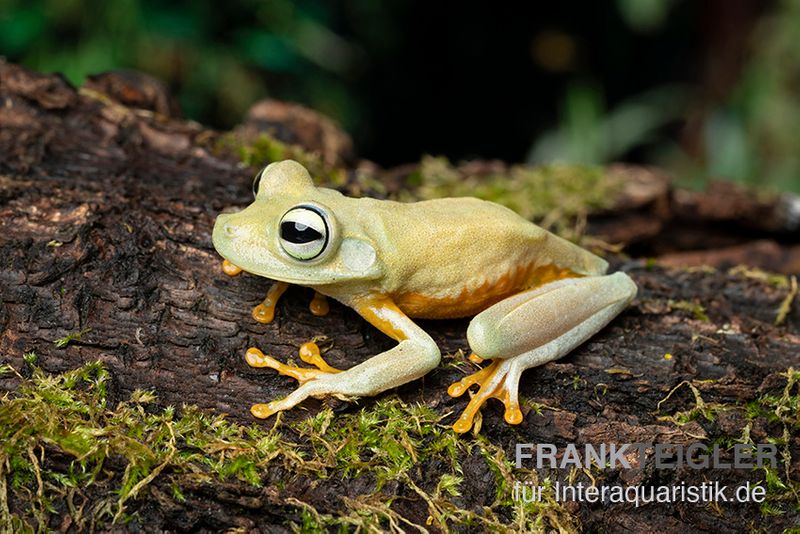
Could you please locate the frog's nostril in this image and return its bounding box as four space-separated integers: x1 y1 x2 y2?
224 224 237 237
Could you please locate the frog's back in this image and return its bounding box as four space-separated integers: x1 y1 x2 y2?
343 195 608 319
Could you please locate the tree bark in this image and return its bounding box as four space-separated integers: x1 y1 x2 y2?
1 61 798 532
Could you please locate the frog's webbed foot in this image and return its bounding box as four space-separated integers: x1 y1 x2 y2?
220 259 288 324
220 259 328 324
448 358 523 433
251 284 329 324
246 342 342 419
245 295 442 421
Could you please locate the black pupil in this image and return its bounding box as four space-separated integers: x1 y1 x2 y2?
281 221 322 244
252 173 262 198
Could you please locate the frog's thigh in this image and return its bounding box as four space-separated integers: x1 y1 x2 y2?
467 272 637 364
450 272 636 432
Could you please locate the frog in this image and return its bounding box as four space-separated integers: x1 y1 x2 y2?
212 160 637 433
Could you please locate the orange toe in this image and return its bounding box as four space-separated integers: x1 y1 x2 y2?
448 360 523 433
298 342 340 373
309 292 329 316
222 259 243 276
251 282 290 324
245 347 324 384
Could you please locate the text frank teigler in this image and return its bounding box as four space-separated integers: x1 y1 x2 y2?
511 442 776 507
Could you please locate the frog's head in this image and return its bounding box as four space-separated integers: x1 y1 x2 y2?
212 160 381 286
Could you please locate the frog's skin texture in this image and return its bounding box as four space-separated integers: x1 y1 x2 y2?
212 160 637 433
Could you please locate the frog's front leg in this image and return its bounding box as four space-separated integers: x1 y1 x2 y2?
448 272 637 433
251 281 290 323
222 260 329 323
251 284 329 323
248 294 441 419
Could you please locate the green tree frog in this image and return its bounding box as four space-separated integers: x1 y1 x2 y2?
212 160 637 433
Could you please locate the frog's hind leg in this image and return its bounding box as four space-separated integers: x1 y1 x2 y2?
448 272 637 433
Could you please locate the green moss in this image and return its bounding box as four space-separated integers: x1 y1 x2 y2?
0 360 584 531
473 436 579 532
658 369 800 518
728 266 791 288
668 299 710 322
775 276 798 327
14 355 786 531
293 399 456 488
0 360 299 530
657 379 729 424
215 132 348 188
214 131 399 200
754 369 800 515
728 267 797 328
53 328 92 348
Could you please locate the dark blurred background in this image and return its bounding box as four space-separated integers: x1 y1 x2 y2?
1 0 798 191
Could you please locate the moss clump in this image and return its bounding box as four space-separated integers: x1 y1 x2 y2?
1 360 580 532
0 360 298 531
290 398 577 532
746 368 800 514
658 369 800 518
667 299 710 322
215 132 348 188
404 155 622 239
214 132 396 198
294 400 458 485
728 266 791 289
657 379 730 424
53 328 92 348
726 267 797 325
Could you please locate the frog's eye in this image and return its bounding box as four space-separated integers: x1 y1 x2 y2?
252 169 264 198
279 206 329 260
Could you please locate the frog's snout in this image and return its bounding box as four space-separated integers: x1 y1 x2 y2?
213 213 236 237
212 214 239 253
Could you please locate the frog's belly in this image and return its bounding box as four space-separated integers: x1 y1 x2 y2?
390 262 581 319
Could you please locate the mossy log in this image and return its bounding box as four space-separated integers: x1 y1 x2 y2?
1 61 798 532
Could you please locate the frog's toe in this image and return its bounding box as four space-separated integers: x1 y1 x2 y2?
309 292 330 316
251 402 280 419
298 341 340 373
251 281 290 324
468 353 485 364
448 359 523 433
245 347 329 385
222 259 243 276
249 390 310 419
251 303 276 324
250 376 335 419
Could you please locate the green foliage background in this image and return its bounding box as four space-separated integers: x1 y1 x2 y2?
1 0 799 192
0 0 364 130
